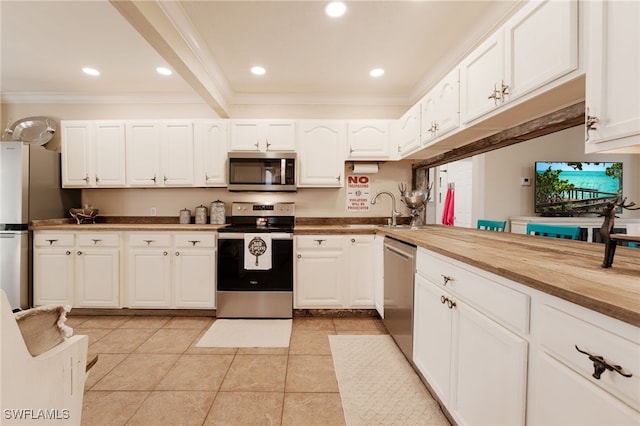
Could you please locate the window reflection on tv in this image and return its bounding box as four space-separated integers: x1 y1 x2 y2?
534 162 623 216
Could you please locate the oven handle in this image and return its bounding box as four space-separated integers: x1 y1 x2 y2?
218 232 293 240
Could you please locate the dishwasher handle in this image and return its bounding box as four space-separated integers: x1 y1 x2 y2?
384 243 415 261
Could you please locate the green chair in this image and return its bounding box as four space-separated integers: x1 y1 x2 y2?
477 219 507 232
526 223 581 240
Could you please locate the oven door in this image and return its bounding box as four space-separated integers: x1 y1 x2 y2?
217 233 293 291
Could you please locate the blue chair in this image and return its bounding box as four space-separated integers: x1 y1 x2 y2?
526 223 581 240
477 219 507 232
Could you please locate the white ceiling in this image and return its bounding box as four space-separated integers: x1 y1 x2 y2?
1 1 522 117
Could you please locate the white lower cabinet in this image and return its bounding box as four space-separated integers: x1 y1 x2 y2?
126 232 216 308
34 231 121 307
74 233 120 308
295 234 374 309
413 248 528 426
33 233 76 306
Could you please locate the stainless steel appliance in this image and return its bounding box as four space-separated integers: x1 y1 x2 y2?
228 152 296 192
216 202 295 318
383 236 417 361
0 142 80 309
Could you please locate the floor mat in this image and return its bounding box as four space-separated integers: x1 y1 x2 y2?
329 335 450 426
196 319 292 348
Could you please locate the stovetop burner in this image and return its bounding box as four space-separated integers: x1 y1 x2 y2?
218 202 295 234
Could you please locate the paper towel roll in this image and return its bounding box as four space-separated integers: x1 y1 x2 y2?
352 163 379 173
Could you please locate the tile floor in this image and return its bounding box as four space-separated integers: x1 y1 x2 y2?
71 315 397 425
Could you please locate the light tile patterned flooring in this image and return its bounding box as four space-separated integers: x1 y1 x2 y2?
71 315 397 425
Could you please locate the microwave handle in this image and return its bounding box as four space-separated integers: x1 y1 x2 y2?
281 159 286 184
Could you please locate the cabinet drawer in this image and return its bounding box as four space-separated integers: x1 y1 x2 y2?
539 303 640 411
34 233 74 247
296 235 344 249
417 248 530 334
76 233 120 247
128 233 171 247
174 233 216 248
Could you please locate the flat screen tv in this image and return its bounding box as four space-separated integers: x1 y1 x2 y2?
534 161 623 216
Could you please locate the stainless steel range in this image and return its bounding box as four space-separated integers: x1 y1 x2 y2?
216 202 294 318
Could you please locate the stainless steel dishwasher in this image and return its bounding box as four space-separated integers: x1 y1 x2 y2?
383 236 417 362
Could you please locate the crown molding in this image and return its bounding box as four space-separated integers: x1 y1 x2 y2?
0 92 205 104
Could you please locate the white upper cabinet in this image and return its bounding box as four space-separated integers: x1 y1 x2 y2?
125 121 161 187
347 120 391 159
421 67 460 147
160 121 194 186
297 120 346 187
460 31 505 124
230 120 296 152
394 103 422 158
460 0 578 125
61 120 125 188
195 120 228 186
584 0 640 153
504 0 578 101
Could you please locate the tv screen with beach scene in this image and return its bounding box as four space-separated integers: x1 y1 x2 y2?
534 161 623 216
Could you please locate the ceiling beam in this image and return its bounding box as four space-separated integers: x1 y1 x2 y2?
110 0 231 117
412 101 586 171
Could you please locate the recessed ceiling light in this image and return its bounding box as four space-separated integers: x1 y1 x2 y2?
370 68 385 77
325 2 346 18
251 66 266 76
82 67 100 76
156 67 172 76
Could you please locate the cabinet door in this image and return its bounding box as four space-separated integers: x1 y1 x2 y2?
263 121 296 151
127 249 171 307
75 248 119 307
33 249 74 305
528 352 640 425
173 248 215 308
421 68 460 147
230 121 261 151
346 235 375 307
297 121 345 187
161 121 194 186
295 237 345 308
395 104 421 157
585 0 640 152
459 31 504 124
413 275 453 404
94 121 126 187
198 120 228 186
347 121 391 159
373 234 384 318
61 121 93 187
452 300 528 426
125 121 161 186
504 0 578 101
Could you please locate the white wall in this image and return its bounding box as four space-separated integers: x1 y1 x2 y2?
480 125 640 222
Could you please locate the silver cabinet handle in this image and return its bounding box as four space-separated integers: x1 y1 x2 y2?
46 239 58 245
92 239 101 245
500 80 510 98
144 240 154 246
314 239 326 245
586 107 599 142
83 174 90 182
188 240 200 246
151 175 157 183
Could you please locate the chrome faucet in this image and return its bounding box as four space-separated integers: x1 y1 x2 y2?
371 191 401 226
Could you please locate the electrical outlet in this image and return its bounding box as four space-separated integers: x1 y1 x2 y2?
150 207 157 216
520 177 531 186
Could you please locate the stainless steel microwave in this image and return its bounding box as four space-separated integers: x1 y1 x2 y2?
228 152 296 192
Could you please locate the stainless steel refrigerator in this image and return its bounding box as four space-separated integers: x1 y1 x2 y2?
0 142 80 309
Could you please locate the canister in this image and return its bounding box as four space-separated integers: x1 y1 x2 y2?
179 208 191 224
210 200 226 224
195 204 208 224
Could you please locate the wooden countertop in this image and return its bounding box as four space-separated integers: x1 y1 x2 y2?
31 221 639 326
376 226 640 328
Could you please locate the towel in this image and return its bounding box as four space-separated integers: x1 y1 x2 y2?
244 233 272 270
442 187 455 226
